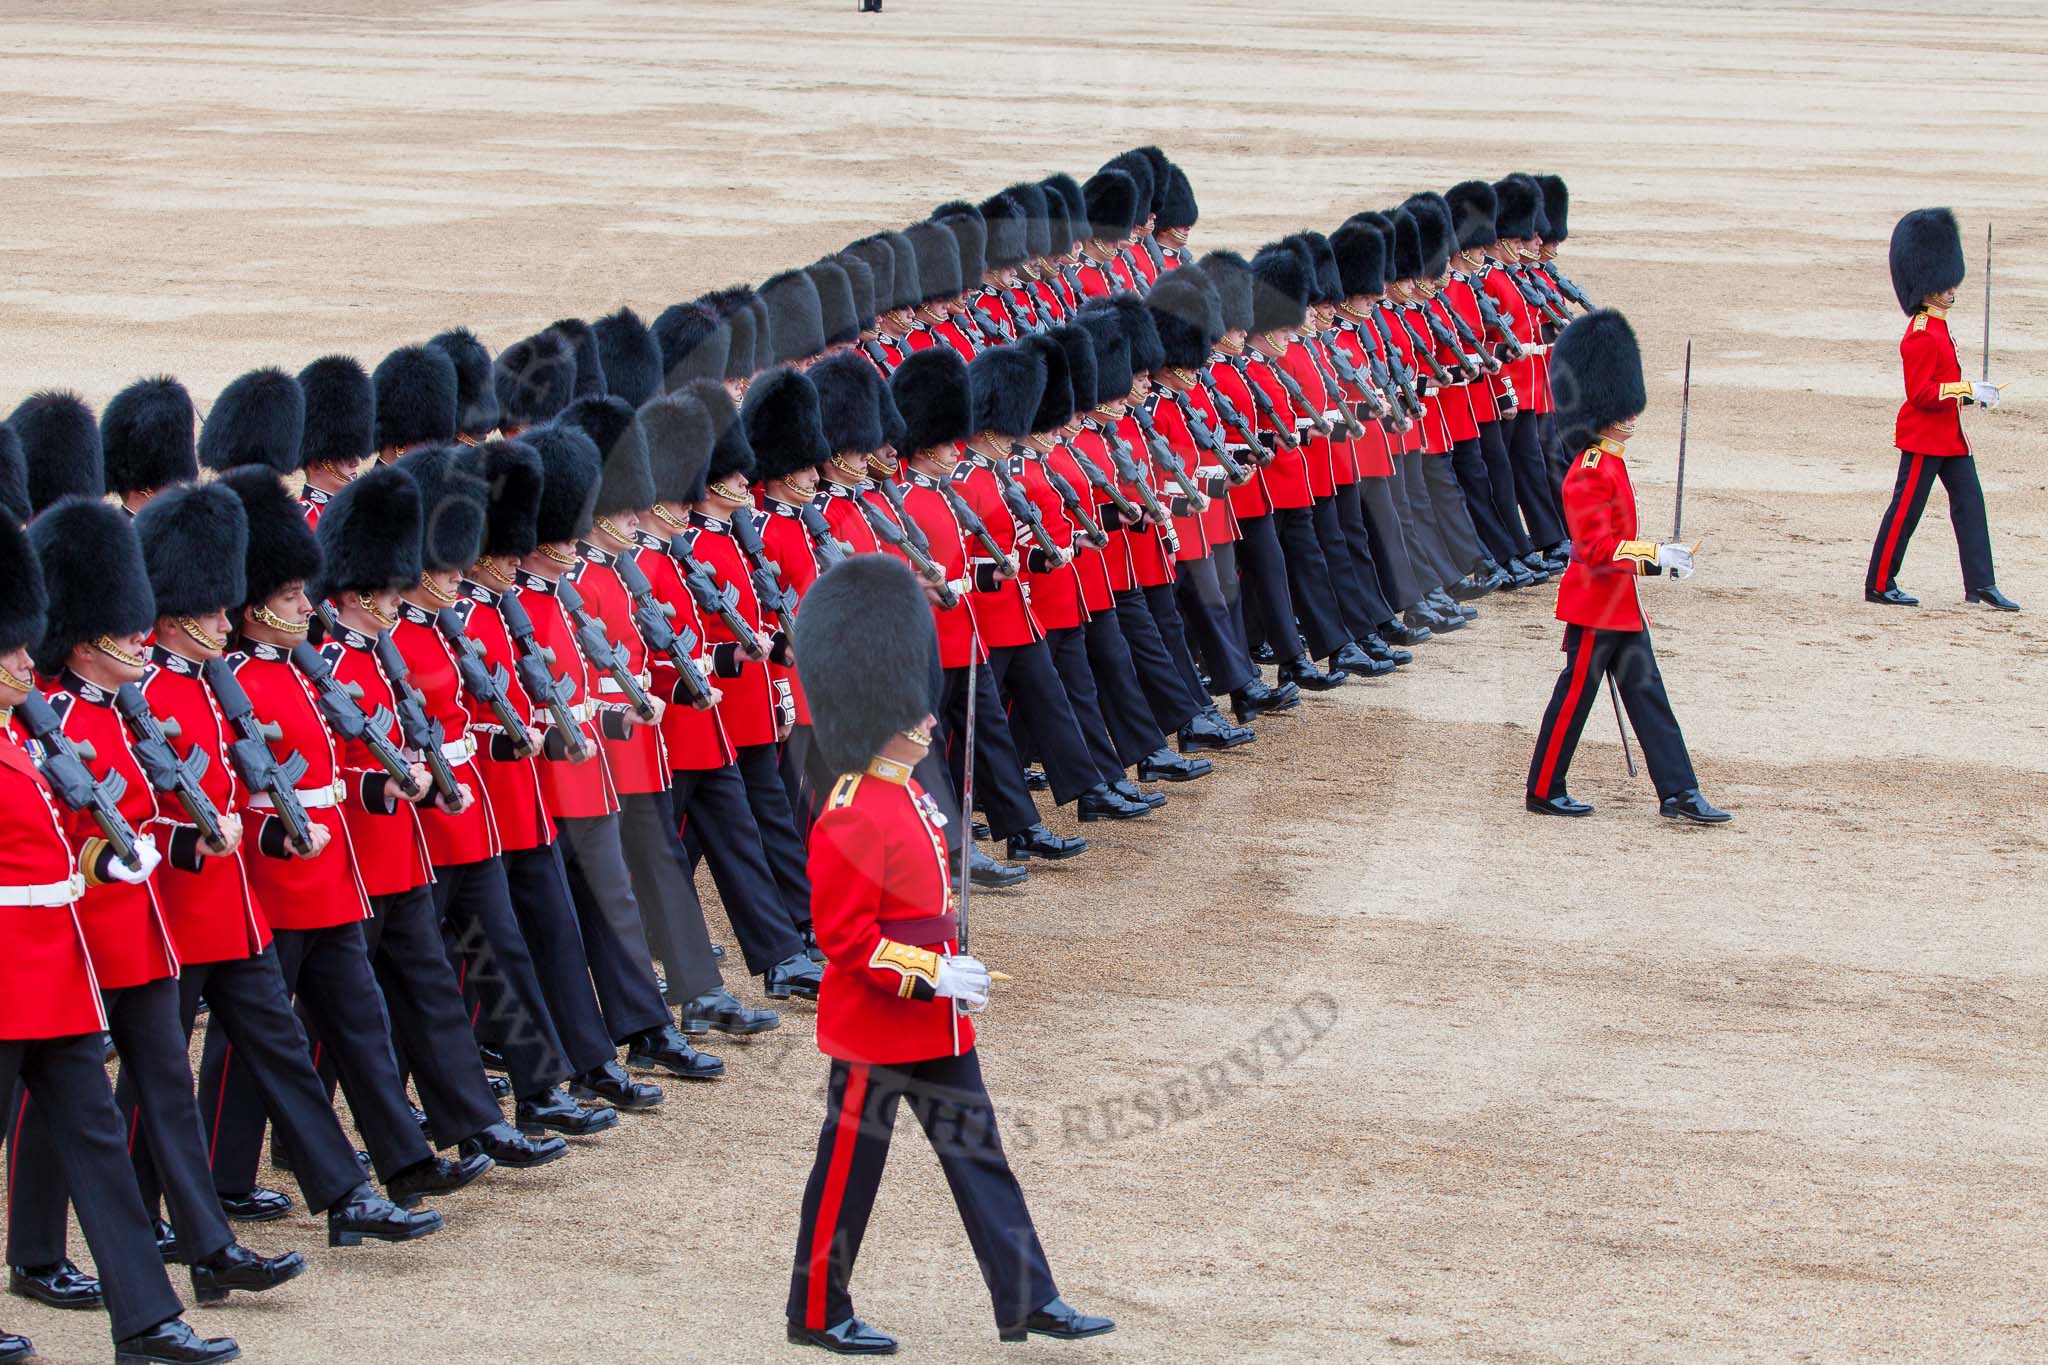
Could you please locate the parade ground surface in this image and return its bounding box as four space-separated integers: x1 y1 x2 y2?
3 1 2044 1360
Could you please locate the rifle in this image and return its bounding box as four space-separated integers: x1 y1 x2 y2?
1417 304 1479 385
1316 332 1392 424
1127 404 1211 509
1547 264 1593 311
863 483 961 609
202 657 315 855
1526 267 1573 321
291 635 425 800
936 477 1014 567
1365 313 1428 421
1093 419 1178 547
114 683 225 850
985 455 1068 567
1165 389 1251 486
1195 372 1277 465
1440 299 1498 376
18 689 139 866
668 535 769 660
1471 274 1529 363
1225 356 1304 448
1063 437 1146 525
370 632 463 807
1344 318 1411 429
433 608 535 755
1398 306 1457 388
725 513 800 643
970 292 1016 343
796 503 854 571
1058 263 1087 305
1302 342 1370 438
1040 463 1112 548
858 337 894 371
611 552 715 709
495 590 591 763
555 578 657 723
1508 265 1569 326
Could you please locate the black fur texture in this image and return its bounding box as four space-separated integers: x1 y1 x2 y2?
936 206 987 287
0 517 46 654
393 442 487 572
200 368 305 475
217 464 321 608
1551 308 1647 447
313 463 422 599
652 302 730 392
492 331 578 430
836 252 876 333
372 345 459 452
1248 245 1310 333
560 396 654 518
1157 165 1198 232
792 554 937 775
296 355 376 469
1082 168 1139 242
427 327 500 438
979 191 1028 271
906 220 961 305
29 497 154 677
1535 174 1569 243
809 351 886 455
1109 292 1166 373
9 391 104 515
689 377 755 491
638 391 713 507
889 347 972 454
1049 324 1099 411
0 426 27 525
548 319 607 401
808 260 859 349
470 438 544 559
1889 208 1965 315
968 344 1045 440
1075 306 1133 402
1492 174 1541 240
133 481 247 620
1330 223 1386 299
1196 250 1255 333
1444 180 1499 253
743 367 830 483
1022 332 1073 433
1401 195 1453 279
1147 269 1223 369
699 286 761 381
594 306 666 407
525 423 603 545
761 269 825 365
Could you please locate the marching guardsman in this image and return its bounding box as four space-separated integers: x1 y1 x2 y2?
100 376 200 519
197 365 307 509
427 326 501 446
1864 207 2017 611
451 438 667 1114
782 555 1113 1355
1075 170 1141 299
372 341 461 463
194 464 467 1226
6 497 305 1316
1484 176 1570 563
1524 311 1728 824
0 514 240 1365
295 355 375 514
7 391 104 522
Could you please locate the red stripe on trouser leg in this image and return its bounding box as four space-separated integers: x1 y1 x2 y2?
1534 630 1598 797
806 1064 871 1330
208 1043 233 1167
1875 454 1926 589
8 1091 27 1197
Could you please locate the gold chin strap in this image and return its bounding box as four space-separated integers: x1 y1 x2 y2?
176 617 227 653
354 593 397 628
92 635 149 668
592 515 629 545
538 545 578 568
477 559 518 588
0 665 31 698
708 478 751 504
649 504 687 533
898 726 932 749
249 604 309 636
828 451 868 479
421 576 459 606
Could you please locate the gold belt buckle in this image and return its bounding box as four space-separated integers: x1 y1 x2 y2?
329 779 346 802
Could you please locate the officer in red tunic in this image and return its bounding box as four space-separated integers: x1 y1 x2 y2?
0 516 240 1365
783 555 1113 1355
1864 207 2016 611
1524 311 1728 824
295 355 375 517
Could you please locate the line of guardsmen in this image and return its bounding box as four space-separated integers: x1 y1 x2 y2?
0 146 1598 1363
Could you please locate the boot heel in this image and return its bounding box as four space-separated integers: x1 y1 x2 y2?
328 1227 362 1248
193 1279 228 1306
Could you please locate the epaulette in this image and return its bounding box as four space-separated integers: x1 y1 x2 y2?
318 641 346 666
948 464 974 485
828 772 862 809
224 650 252 674
45 691 75 722
1004 455 1026 477
1913 313 1929 333
1582 447 1604 470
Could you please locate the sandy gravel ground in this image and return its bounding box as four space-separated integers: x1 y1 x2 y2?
3 1 2045 1360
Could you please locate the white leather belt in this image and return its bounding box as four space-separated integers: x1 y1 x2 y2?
440 736 478 765
593 672 652 698
571 700 596 724
249 779 345 811
0 875 85 907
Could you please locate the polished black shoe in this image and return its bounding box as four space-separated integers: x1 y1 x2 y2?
626 1025 725 1080
485 1073 512 1100
1409 605 1464 634
460 1121 567 1170
801 925 827 964
1006 824 1086 861
765 953 823 1002
681 987 783 1034
1362 634 1412 667
386 1151 493 1209
1135 748 1211 783
526 1082 630 1132
189 1243 305 1305
998 1296 1116 1343
218 1186 291 1223
112 1318 240 1364
326 1183 442 1247
153 1219 178 1263
1508 555 1547 586
10 1259 101 1310
1236 676 1300 716
1278 654 1347 691
786 1316 898 1355
0 1330 28 1364
1022 765 1049 791
477 1042 507 1071
1179 712 1254 751
1659 788 1732 824
1446 571 1498 602
1111 778 1167 809
1250 640 1277 664
1967 585 2020 611
1331 642 1395 677
971 819 992 841
1381 617 1431 646
1864 584 1918 606
563 1062 661 1113
1525 791 1594 817
1429 588 1479 621
965 844 1029 888
1078 783 1150 821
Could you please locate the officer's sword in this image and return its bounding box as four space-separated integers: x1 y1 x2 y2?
958 636 976 956
1673 339 1692 541
1982 222 1992 383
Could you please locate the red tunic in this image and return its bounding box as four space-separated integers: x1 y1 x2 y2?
809 760 972 1066
1326 322 1397 478
1010 450 1087 630
1481 264 1540 416
816 485 884 557
1894 309 1971 456
390 605 500 867
448 584 555 852
1236 357 1313 510
629 532 734 774
322 631 434 898
949 459 1043 646
1424 298 1481 442
299 485 331 530
1045 440 1117 614
1205 360 1277 519
570 545 670 794
1111 413 1179 586
1393 306 1454 453
1172 384 1246 545
1441 277 1500 424
759 501 823 727
0 726 109 1038
1555 440 1655 633
1140 396 1213 564
508 571 620 819
896 472 985 670
677 515 781 749
1277 343 1340 498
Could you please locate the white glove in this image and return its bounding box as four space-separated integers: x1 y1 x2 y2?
934 954 991 1012
106 834 161 885
1655 543 1695 580
1971 382 2001 409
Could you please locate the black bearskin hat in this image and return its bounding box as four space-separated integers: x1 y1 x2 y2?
1248 245 1310 333
548 319 607 401
394 443 487 573
493 331 578 430
1082 168 1140 242
1041 173 1086 233
29 498 154 677
890 347 972 455
217 464 320 608
1049 324 1099 412
0 426 27 526
372 345 458 453
809 351 887 455
761 269 825 365
846 235 901 315
1108 292 1166 373
883 232 921 309
906 220 961 306
313 463 422 599
968 345 1045 440
934 201 987 285
9 392 104 515
1147 269 1223 369
134 481 247 621
427 327 500 438
526 422 602 544
1551 309 1647 447
1102 152 1156 223
1196 250 1256 333
652 302 729 392
638 391 713 507
1492 173 1541 240
700 286 761 382
1075 305 1134 401
559 396 654 519
1889 208 1966 315
200 368 305 475
793 555 936 776
100 377 197 497
594 306 665 407
743 367 830 483
979 191 1028 271
1401 195 1453 279
1535 174 1569 244
1130 146 1173 215
1042 185 1076 257
836 252 876 334
1021 332 1073 433
1444 180 1499 253
1385 209 1423 282
877 379 907 453
1004 183 1052 259
297 355 376 469
471 438 544 559
0 518 45 655
807 260 859 349
1330 222 1386 299
1158 165 1199 232
689 378 755 490
1299 231 1345 303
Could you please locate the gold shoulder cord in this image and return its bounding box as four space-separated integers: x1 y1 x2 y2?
828 773 862 809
